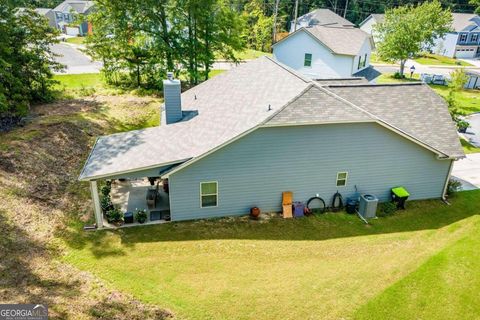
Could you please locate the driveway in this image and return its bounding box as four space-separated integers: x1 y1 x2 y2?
51 43 102 74
452 153 480 190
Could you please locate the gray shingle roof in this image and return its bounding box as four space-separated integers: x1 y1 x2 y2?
304 25 372 56
267 85 372 125
315 78 369 85
79 58 464 180
451 13 479 32
79 57 310 180
297 9 354 27
53 1 94 14
327 83 463 159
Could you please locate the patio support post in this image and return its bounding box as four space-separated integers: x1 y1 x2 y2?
90 180 103 228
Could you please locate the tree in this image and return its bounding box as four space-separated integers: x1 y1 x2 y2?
0 4 61 122
375 1 452 76
241 0 273 52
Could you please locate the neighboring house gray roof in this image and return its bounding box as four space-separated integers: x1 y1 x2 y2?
328 84 463 159
451 13 479 32
53 1 94 14
352 66 381 82
296 8 355 27
359 14 384 26
304 25 373 56
79 57 463 181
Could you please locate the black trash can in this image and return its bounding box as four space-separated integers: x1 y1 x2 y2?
391 187 410 209
346 198 357 214
124 211 134 224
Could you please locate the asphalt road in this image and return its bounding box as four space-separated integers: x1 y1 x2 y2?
51 43 102 74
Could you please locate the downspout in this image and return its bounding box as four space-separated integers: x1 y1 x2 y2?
441 159 455 203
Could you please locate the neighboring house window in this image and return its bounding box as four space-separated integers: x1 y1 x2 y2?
200 181 218 208
362 53 367 68
460 34 467 42
357 55 362 69
472 34 478 43
336 172 348 187
304 53 312 67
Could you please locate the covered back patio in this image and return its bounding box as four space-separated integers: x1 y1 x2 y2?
89 176 172 229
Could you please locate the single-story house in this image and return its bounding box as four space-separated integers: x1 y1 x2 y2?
289 8 354 33
273 25 374 79
79 57 463 228
53 0 95 36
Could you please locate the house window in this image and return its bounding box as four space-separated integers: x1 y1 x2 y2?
336 172 348 187
304 53 312 67
362 53 367 68
357 55 362 69
200 181 218 208
472 34 478 42
460 34 467 42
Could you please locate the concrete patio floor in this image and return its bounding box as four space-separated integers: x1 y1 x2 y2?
452 153 480 191
106 179 170 228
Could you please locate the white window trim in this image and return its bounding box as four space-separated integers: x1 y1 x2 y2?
336 172 348 187
200 181 218 208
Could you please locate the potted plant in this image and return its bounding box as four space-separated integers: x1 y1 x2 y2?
106 208 124 226
457 119 469 133
135 209 148 224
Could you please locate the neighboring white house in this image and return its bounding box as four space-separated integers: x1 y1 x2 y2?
359 14 384 42
273 25 374 79
290 8 354 32
432 13 480 58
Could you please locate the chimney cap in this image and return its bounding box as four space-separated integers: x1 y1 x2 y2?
167 71 174 80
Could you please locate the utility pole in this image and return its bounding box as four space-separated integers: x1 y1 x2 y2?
343 0 349 18
293 0 299 32
272 0 280 44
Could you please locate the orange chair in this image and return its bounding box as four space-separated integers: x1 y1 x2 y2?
282 191 293 218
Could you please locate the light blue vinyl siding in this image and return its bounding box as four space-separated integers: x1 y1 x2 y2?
168 123 451 221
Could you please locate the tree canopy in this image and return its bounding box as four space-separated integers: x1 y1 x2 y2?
375 0 452 75
0 3 61 123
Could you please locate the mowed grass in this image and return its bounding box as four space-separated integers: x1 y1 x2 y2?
414 53 472 66
430 84 480 115
461 138 480 154
63 190 480 319
66 36 86 45
376 74 480 115
53 73 103 90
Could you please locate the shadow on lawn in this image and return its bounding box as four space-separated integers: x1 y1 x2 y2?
66 190 480 257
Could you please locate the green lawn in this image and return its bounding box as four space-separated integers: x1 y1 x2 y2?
376 73 480 115
62 190 480 319
461 138 480 154
429 84 480 115
66 36 86 45
54 73 103 90
216 49 271 61
414 53 472 66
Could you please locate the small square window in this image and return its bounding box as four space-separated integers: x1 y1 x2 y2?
336 172 348 187
304 53 312 67
460 34 467 42
200 181 218 208
472 34 478 42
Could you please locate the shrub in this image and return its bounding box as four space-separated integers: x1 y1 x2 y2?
106 207 123 224
378 202 397 217
134 209 148 224
100 195 113 213
447 179 462 195
393 72 405 79
100 184 111 197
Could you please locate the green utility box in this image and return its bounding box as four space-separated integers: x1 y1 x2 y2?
391 187 410 209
